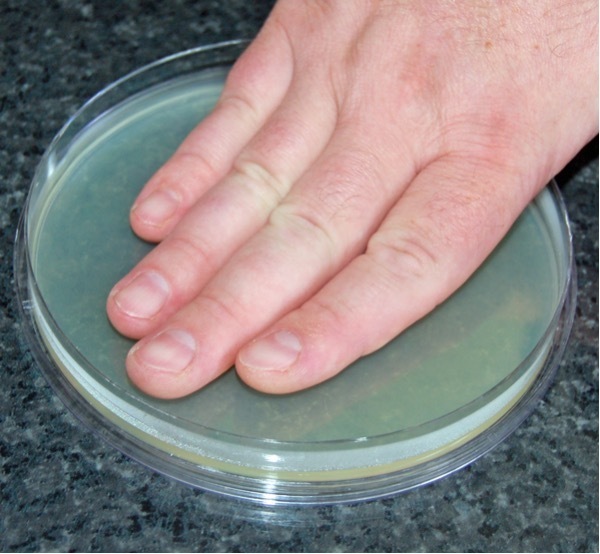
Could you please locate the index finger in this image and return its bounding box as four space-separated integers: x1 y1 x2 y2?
236 154 540 393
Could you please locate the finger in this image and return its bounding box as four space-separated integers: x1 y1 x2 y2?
107 76 338 339
130 28 294 242
235 156 537 394
123 126 418 398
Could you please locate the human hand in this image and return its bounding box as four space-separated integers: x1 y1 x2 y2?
107 0 598 398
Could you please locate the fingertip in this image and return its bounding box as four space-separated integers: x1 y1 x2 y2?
235 330 321 395
129 187 182 242
125 329 204 399
106 289 147 341
106 269 173 339
235 364 305 395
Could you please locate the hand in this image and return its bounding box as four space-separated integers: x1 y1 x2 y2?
107 0 598 398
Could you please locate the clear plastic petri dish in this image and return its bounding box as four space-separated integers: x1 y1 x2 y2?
14 41 576 505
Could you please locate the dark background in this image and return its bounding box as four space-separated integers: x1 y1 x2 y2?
1 1 597 551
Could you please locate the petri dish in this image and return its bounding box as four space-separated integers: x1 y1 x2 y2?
14 41 576 505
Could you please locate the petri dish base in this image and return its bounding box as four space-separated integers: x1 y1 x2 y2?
14 41 576 505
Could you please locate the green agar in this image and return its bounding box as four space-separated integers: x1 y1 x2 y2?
31 67 561 445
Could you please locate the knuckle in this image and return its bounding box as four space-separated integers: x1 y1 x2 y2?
217 92 260 127
367 226 439 284
232 156 288 208
195 289 248 330
266 149 386 259
306 294 349 337
367 180 502 287
270 202 337 257
166 234 217 276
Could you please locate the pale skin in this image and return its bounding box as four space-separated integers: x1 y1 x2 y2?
106 0 598 399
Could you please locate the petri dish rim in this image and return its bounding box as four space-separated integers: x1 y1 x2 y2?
14 41 577 505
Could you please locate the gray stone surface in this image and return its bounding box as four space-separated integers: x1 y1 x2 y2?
1 1 597 551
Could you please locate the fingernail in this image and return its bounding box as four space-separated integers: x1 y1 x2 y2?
113 270 170 320
132 189 180 226
239 331 302 371
131 329 196 374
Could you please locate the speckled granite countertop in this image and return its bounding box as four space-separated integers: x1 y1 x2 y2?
1 1 598 552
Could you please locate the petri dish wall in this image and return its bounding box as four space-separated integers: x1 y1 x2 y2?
14 41 576 505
